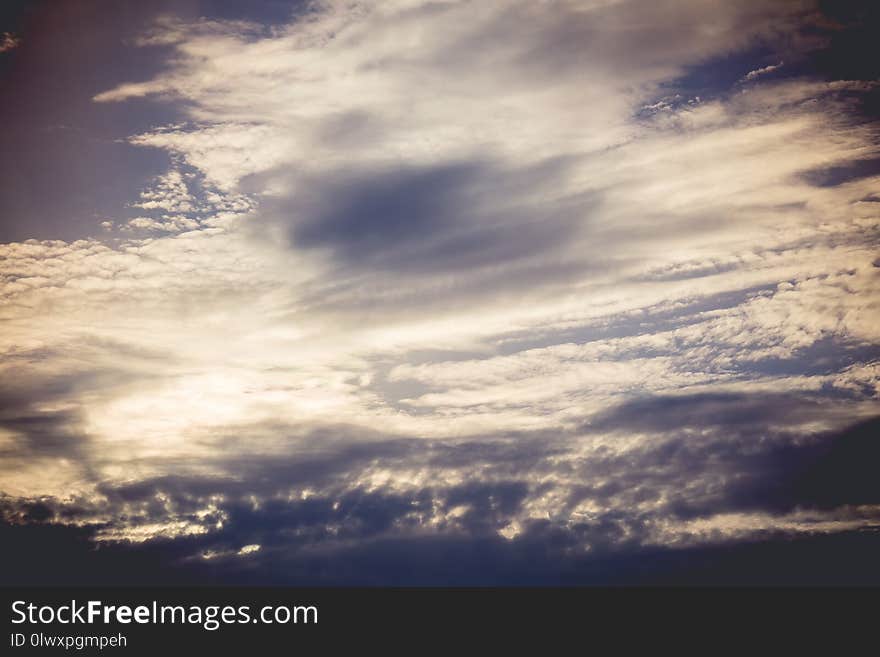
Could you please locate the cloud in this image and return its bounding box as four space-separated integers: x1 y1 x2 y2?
4 411 880 584
1 0 879 582
0 32 20 53
741 61 784 82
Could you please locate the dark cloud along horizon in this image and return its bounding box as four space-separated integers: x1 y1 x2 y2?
1 0 879 584
3 409 879 584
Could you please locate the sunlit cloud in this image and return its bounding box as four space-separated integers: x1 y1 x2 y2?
0 32 20 53
1 0 879 583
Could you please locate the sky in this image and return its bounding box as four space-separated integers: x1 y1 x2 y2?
1 0 879 585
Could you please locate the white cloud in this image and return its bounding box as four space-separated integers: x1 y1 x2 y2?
0 32 20 53
2 0 879 552
741 61 784 82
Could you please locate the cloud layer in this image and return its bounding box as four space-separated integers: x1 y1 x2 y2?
1 0 879 583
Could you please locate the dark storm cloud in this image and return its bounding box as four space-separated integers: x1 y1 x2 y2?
5 512 880 585
42 387 865 551
4 411 880 585
95 426 563 505
4 397 879 585
172 395 880 553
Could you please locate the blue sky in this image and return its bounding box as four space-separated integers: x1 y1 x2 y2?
1 0 879 584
